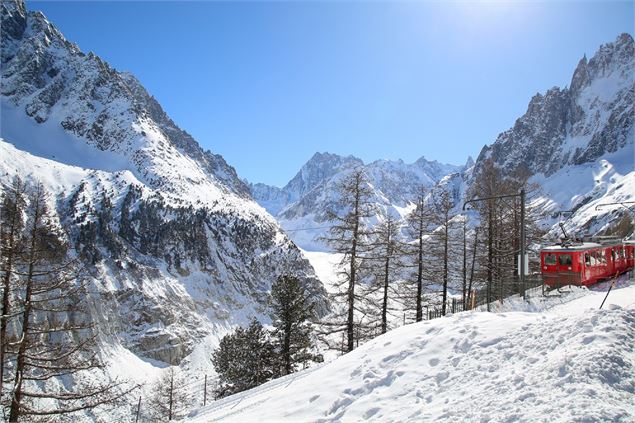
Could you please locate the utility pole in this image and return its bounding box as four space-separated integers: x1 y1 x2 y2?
462 218 467 308
463 189 529 309
520 189 526 299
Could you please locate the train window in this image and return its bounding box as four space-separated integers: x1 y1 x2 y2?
558 254 572 265
544 254 556 265
599 251 606 264
585 253 591 266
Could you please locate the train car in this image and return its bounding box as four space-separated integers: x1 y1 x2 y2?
541 240 634 288
625 241 635 270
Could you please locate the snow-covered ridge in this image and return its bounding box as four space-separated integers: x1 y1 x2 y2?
251 152 464 250
0 0 329 366
0 0 249 203
476 33 634 180
190 280 635 422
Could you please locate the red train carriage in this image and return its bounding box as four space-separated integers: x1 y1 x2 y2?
541 241 634 287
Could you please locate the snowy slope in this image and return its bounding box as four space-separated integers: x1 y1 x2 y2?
190 277 635 422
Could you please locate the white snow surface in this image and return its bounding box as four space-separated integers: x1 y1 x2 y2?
190 277 635 423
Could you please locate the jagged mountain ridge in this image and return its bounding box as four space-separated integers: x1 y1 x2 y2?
0 0 328 364
251 152 464 250
252 34 634 249
475 33 634 237
477 33 634 179
1 0 247 199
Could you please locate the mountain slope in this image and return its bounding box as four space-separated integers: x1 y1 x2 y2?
251 152 463 250
474 33 634 236
0 0 327 365
254 33 635 250
190 281 635 422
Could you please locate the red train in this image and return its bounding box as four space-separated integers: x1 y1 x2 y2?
541 240 634 287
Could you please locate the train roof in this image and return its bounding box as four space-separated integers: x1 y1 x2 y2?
542 242 602 251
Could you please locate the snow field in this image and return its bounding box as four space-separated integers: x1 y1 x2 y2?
189 279 635 423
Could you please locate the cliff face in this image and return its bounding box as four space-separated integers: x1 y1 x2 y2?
0 0 328 364
476 33 634 179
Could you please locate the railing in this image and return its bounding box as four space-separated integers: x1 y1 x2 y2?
425 275 547 321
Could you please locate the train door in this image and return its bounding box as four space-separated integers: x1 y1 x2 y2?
582 252 592 284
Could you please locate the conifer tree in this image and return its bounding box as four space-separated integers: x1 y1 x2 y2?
427 189 459 316
365 213 403 334
403 187 432 322
212 319 275 398
319 169 375 352
1 182 134 420
0 177 26 399
270 275 318 376
146 367 190 421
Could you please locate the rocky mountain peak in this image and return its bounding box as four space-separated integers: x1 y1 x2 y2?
474 33 634 180
282 152 364 198
570 55 590 95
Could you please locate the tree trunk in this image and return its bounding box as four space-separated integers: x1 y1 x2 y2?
9 192 41 422
381 256 389 334
1 184 23 399
442 214 449 316
415 223 424 322
347 191 360 352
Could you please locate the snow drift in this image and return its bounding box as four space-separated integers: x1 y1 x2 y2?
190 279 635 422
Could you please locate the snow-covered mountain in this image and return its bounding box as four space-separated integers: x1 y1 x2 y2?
251 152 464 250
474 33 634 237
0 0 328 367
253 33 634 251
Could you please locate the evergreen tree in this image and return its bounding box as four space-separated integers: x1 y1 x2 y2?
270 275 318 376
212 319 275 398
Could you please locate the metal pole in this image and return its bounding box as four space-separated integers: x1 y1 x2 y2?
599 277 617 309
203 374 208 406
520 189 526 299
135 396 141 423
462 218 467 308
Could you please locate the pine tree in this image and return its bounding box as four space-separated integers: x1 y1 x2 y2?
212 319 275 398
319 169 375 352
270 275 318 376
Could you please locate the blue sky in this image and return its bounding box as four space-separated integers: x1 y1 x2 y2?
31 1 634 187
